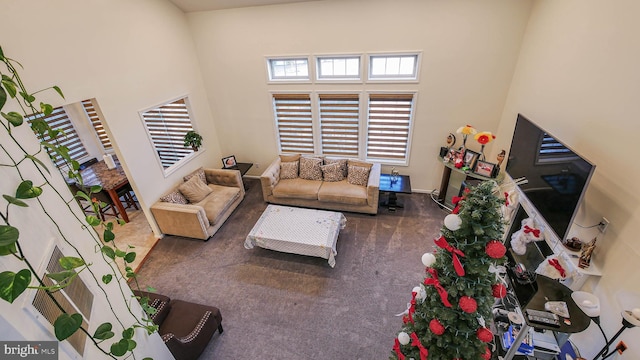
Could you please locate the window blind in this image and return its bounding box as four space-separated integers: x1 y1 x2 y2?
318 94 359 157
29 107 89 168
82 99 112 151
366 93 414 161
273 94 315 154
141 98 194 169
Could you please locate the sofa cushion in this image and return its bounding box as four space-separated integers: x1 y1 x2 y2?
324 158 347 178
179 176 213 203
299 157 323 181
280 161 299 179
347 165 371 186
183 167 207 184
348 159 373 169
321 162 345 182
272 178 322 200
279 153 301 162
318 180 368 205
199 184 241 225
160 190 188 205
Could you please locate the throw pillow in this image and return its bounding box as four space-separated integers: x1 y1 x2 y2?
324 158 348 178
159 190 188 205
183 167 207 184
178 175 213 203
321 162 345 182
348 159 373 169
299 157 323 181
347 164 371 186
280 161 299 179
279 153 301 162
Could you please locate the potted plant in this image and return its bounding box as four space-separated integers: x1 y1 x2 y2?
184 130 203 151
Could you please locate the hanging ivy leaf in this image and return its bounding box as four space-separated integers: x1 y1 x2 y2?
2 195 28 207
15 180 43 199
54 313 82 340
52 85 64 99
103 229 115 242
0 225 19 247
46 270 76 284
101 246 115 260
127 339 137 351
40 102 53 116
59 256 85 270
24 155 50 174
0 243 17 256
124 252 136 264
122 327 134 340
110 339 129 357
0 85 6 110
1 111 23 126
102 274 112 284
115 249 126 258
18 91 36 104
30 118 49 136
93 323 115 340
1 75 16 98
86 215 100 227
0 269 31 303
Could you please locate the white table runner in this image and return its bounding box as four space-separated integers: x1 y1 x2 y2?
244 205 346 267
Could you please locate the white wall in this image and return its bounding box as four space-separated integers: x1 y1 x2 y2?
0 0 223 237
494 0 640 358
187 0 533 191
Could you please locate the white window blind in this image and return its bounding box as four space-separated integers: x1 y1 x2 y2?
273 94 315 154
366 94 414 161
141 98 194 169
319 94 359 157
82 99 112 151
29 107 89 168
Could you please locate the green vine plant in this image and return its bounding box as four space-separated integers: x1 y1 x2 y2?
0 46 159 359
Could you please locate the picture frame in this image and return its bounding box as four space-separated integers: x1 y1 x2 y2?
222 155 237 168
473 160 496 178
463 149 481 169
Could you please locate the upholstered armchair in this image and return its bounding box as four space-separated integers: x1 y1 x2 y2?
133 290 223 360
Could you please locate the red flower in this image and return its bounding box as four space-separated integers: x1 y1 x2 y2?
474 131 496 145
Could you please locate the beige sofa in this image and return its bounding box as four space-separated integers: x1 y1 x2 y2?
151 168 245 240
260 155 381 215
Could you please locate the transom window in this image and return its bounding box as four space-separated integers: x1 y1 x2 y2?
369 54 419 80
140 97 198 172
268 58 309 81
316 56 360 80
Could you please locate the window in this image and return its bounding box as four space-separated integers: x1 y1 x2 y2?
140 97 196 170
366 93 414 161
267 58 309 81
369 54 419 80
82 99 112 151
29 106 89 169
318 94 359 157
316 56 360 80
31 246 93 356
272 94 314 154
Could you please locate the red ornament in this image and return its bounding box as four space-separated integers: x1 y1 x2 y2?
486 240 506 259
459 296 477 313
492 283 507 298
481 346 492 360
429 318 445 335
477 327 493 342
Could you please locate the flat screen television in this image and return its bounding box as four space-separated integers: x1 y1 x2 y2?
505 114 596 242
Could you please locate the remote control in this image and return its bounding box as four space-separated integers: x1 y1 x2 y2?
525 309 560 327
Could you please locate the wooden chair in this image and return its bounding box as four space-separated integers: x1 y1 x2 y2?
67 181 119 221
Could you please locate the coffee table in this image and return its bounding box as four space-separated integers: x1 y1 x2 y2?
244 205 346 267
379 173 412 211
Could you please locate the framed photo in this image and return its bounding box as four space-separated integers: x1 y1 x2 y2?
463 149 480 168
473 160 496 178
222 155 237 168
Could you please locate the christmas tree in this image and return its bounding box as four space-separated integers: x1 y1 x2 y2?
391 181 507 360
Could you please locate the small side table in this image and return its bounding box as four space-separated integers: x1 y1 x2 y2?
379 174 412 211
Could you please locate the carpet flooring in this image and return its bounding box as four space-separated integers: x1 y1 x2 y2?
134 178 448 359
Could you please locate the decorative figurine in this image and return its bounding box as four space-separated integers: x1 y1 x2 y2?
492 149 506 177
440 133 456 158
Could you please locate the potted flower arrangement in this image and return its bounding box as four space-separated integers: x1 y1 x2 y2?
184 130 203 151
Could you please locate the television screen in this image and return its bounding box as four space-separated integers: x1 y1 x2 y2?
505 114 596 242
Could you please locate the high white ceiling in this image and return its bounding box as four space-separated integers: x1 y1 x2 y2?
168 0 324 12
